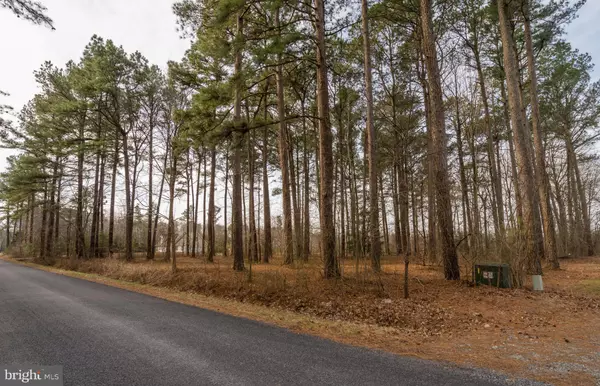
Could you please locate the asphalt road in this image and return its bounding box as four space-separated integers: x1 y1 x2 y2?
0 260 541 386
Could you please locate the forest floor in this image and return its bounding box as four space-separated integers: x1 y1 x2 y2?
3 253 600 385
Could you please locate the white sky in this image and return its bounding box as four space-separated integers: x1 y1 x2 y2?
0 0 290 225
0 0 189 171
565 1 600 64
0 0 599 175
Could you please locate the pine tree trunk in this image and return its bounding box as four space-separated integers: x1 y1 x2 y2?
108 128 118 256
498 0 544 276
523 2 559 268
5 207 9 251
131 151 139 255
473 43 503 238
420 0 459 279
168 161 177 271
262 125 272 263
202 151 207 256
242 167 248 260
380 175 390 256
361 148 367 257
420 179 427 262
399 148 410 257
314 0 338 278
186 151 191 256
192 150 201 257
455 85 472 246
500 80 523 226
40 184 47 261
338 143 346 260
90 129 101 259
24 199 30 247
553 184 569 255
315 119 322 219
55 162 63 250
275 10 294 265
348 125 360 261
360 0 381 271
333 151 339 258
152 147 168 260
45 158 59 261
224 150 229 257
232 11 245 272
411 172 419 257
122 131 133 261
18 204 22 256
28 193 34 246
468 122 480 243
167 152 177 264
248 134 258 263
289 139 302 261
67 210 72 261
566 137 593 256
207 147 217 262
550 161 569 254
146 116 154 259
257 172 262 263
97 151 106 256
76 116 87 260
392 163 402 254
302 111 310 260
418 60 437 263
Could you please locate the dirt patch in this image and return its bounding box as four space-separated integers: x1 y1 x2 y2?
4 254 600 385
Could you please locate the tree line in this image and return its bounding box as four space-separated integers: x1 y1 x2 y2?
1 0 599 285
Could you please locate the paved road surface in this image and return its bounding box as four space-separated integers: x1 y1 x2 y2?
0 260 540 385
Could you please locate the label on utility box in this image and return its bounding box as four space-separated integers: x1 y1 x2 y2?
474 263 512 288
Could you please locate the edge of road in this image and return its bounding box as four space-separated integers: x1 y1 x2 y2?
0 255 545 386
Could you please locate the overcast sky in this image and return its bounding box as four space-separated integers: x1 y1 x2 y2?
0 0 188 109
0 0 189 171
0 0 599 173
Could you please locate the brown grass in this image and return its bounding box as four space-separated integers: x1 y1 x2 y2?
4 253 600 385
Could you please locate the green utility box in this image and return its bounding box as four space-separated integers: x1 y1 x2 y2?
473 263 512 288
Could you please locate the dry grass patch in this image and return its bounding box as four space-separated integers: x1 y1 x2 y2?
579 279 600 295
